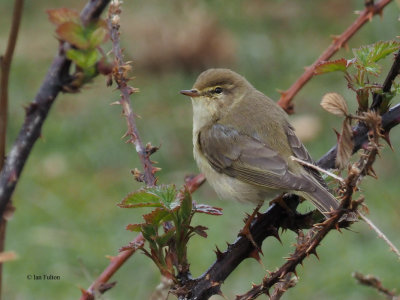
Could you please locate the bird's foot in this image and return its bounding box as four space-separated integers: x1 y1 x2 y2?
240 202 263 253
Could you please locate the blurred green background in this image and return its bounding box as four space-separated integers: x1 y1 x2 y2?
1 0 400 299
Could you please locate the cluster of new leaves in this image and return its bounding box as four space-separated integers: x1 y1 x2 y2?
118 184 222 280
47 8 112 90
316 40 400 169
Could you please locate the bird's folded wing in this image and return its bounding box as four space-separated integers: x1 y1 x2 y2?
285 125 329 189
198 124 315 192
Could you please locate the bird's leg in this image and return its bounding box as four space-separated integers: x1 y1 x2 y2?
240 201 263 252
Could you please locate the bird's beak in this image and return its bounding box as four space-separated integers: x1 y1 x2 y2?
180 89 199 98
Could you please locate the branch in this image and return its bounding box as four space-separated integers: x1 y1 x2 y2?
177 195 315 300
237 112 382 299
358 212 400 259
0 0 111 218
277 0 393 113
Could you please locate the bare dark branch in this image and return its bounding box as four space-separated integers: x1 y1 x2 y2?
0 0 111 221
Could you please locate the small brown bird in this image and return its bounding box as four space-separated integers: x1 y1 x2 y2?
180 68 340 219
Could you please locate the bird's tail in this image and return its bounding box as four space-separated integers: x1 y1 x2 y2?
298 184 357 221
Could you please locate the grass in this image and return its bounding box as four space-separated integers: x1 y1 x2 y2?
1 0 400 299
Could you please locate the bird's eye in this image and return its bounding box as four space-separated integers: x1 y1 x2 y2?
214 87 223 94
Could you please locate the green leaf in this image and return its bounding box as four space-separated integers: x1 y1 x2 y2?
126 223 143 232
66 49 86 68
368 40 400 63
66 49 98 69
353 41 400 75
314 58 352 75
86 49 99 67
148 185 178 211
89 24 109 48
365 62 381 76
56 22 89 49
47 8 79 25
117 189 162 208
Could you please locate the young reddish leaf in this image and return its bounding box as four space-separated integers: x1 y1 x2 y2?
336 118 354 170
47 8 79 25
194 204 223 215
314 58 352 75
320 93 349 117
117 189 161 208
126 223 143 232
96 58 114 75
56 22 89 49
89 25 109 48
192 225 208 238
143 208 171 225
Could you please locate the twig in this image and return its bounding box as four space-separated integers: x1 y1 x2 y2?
108 0 157 187
0 1 24 298
358 212 400 260
79 233 145 300
269 273 297 300
277 0 393 113
353 272 398 300
0 0 24 168
290 156 344 183
150 276 174 300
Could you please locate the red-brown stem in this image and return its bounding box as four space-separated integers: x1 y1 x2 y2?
0 0 24 171
108 5 157 187
277 0 393 113
79 234 145 300
0 1 24 299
